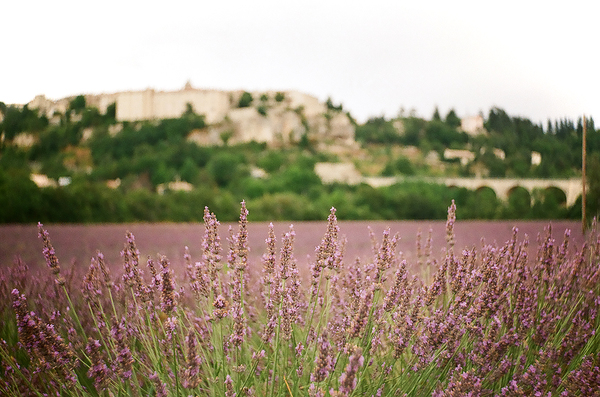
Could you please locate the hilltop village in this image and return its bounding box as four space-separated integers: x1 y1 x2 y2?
26 83 356 149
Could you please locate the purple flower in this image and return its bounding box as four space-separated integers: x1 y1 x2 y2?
86 338 111 390
311 331 335 383
159 256 177 314
121 231 144 296
150 372 168 397
225 374 236 397
183 331 202 388
338 346 364 396
38 223 65 285
111 319 133 380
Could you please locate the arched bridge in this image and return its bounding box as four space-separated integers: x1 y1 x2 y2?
362 176 583 207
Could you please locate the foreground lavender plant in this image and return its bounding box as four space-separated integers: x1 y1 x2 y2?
1 203 599 397
38 222 64 286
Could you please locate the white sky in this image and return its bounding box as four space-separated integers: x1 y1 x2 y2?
2 0 598 124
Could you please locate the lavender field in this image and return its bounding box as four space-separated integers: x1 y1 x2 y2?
1 202 599 396
0 218 585 274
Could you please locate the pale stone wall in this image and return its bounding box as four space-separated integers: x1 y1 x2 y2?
315 162 363 185
30 174 57 188
13 133 36 148
149 89 231 124
444 148 475 165
116 89 154 121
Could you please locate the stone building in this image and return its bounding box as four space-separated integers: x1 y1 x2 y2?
461 115 486 136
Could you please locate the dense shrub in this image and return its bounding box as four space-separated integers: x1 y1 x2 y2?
238 92 253 108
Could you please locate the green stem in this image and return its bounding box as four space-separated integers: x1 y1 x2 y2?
62 285 88 343
304 269 326 347
173 336 181 397
270 320 281 397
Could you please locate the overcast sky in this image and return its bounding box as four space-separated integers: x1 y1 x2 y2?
2 0 598 124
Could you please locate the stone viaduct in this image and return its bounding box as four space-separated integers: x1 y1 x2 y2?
362 176 583 206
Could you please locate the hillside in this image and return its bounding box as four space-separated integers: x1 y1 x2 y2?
0 91 599 223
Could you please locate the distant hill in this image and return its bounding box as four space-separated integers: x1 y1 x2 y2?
21 83 356 149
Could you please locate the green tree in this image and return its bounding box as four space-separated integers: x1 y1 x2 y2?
479 149 506 177
587 152 600 217
0 105 48 139
69 95 86 112
257 151 285 173
445 109 461 128
151 162 176 187
485 107 512 134
275 92 285 102
0 168 43 222
401 117 427 146
220 130 234 146
465 187 500 219
179 157 200 183
184 102 196 116
105 102 116 120
425 120 467 147
207 152 246 187
248 192 318 220
277 165 321 195
381 156 415 176
238 92 253 108
81 107 103 127
355 117 400 144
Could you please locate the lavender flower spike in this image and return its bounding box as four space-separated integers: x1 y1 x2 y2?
38 222 65 285
160 255 177 314
338 346 364 396
446 199 457 252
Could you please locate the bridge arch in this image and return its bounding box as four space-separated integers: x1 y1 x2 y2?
470 186 499 218
505 186 532 218
507 186 532 205
543 186 567 207
528 186 568 209
475 185 497 197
